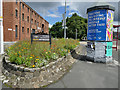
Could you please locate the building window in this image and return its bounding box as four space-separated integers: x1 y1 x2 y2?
42 24 44 33
22 13 24 21
28 8 29 12
16 0 18 4
15 10 18 18
27 16 29 22
27 28 29 33
22 4 24 9
31 19 33 23
22 27 24 32
15 25 18 38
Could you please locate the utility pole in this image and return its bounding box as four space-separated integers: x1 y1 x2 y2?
0 0 4 54
64 0 66 39
76 29 77 39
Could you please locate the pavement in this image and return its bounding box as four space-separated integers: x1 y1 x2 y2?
47 42 119 88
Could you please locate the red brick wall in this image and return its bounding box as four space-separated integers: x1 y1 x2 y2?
13 2 20 41
3 1 49 42
3 2 14 41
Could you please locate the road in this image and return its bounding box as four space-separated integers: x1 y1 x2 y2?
47 42 119 88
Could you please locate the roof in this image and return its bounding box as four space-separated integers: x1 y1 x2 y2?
21 1 49 24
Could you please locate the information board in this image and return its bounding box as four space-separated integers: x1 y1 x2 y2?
31 33 51 48
87 9 107 41
32 34 50 42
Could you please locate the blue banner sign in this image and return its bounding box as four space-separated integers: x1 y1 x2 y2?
87 9 107 41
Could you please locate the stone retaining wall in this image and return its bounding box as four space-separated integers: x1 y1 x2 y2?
2 45 81 88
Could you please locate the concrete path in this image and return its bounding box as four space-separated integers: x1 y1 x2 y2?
47 42 119 88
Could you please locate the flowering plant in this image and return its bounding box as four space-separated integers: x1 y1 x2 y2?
6 39 79 68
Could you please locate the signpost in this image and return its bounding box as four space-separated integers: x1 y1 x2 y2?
87 5 115 63
0 0 4 54
31 33 51 48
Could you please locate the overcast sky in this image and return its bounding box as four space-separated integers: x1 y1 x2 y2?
24 0 120 27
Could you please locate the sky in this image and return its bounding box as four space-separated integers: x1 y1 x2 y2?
23 0 120 28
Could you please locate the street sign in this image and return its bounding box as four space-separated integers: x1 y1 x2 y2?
31 33 51 48
87 9 107 41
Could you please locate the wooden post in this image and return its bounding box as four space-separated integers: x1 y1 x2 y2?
31 33 33 44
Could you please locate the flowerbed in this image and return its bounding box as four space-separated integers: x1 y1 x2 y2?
6 38 79 68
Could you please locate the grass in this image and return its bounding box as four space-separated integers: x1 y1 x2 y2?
6 38 80 68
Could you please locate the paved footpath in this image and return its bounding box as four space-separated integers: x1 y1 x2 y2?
47 42 119 88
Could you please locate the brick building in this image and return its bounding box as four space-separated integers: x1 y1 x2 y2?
3 0 49 42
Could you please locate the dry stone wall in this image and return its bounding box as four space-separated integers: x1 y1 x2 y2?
2 45 81 88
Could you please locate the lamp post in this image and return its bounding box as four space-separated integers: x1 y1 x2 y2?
0 0 4 54
64 0 66 39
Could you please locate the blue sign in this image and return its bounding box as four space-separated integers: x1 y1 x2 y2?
87 9 107 41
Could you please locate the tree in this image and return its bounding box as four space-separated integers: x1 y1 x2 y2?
50 13 87 40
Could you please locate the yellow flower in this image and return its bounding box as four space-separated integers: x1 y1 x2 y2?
49 51 51 53
35 61 37 62
30 57 32 59
36 59 39 61
32 65 35 67
53 53 55 55
22 49 23 51
68 50 70 53
19 51 21 53
46 52 48 54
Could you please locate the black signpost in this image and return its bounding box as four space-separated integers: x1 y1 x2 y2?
31 33 51 48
